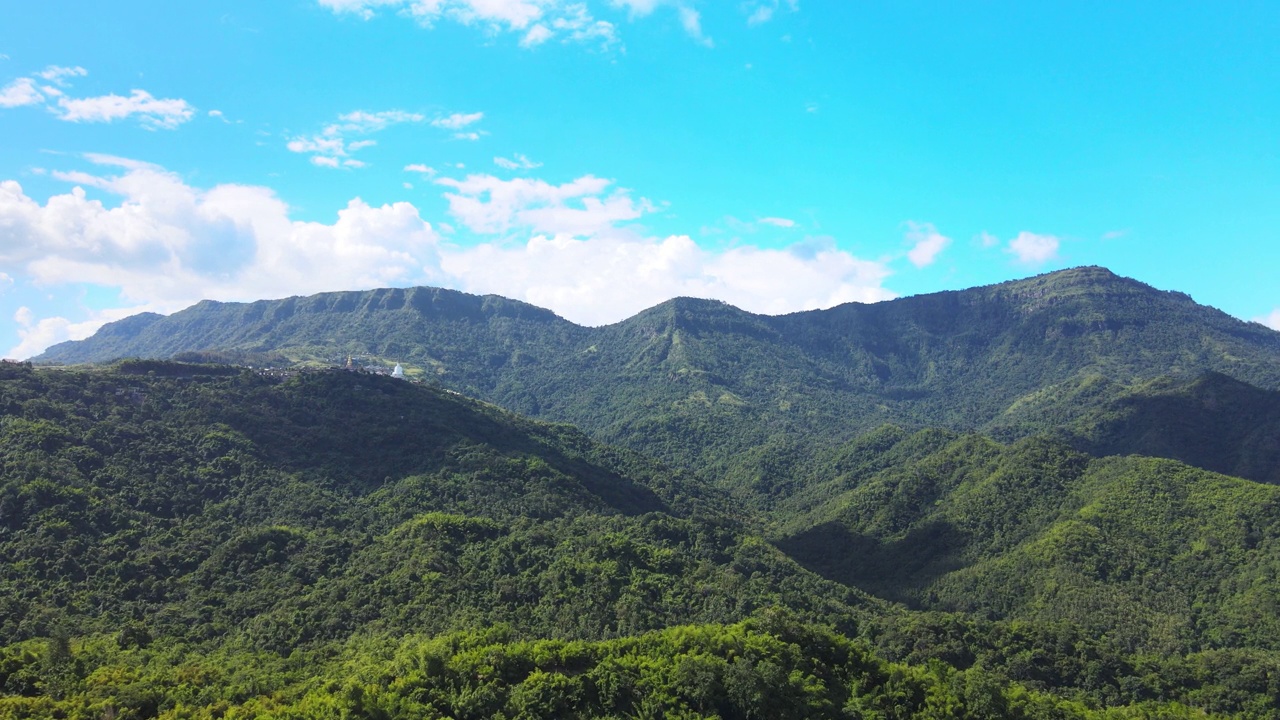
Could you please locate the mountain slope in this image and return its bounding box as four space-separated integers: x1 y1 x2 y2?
0 360 877 650
776 430 1280 656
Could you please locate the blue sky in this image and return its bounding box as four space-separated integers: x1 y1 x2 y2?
2 1 1278 358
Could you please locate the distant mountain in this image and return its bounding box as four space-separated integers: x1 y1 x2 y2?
36 267 1280 497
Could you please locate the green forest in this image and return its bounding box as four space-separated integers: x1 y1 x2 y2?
9 268 1280 717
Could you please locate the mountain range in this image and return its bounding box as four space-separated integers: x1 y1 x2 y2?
8 266 1280 717
37 266 1280 496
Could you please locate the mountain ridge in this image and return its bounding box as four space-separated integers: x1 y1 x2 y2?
33 266 1280 499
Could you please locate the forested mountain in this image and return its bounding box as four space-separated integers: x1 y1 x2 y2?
5 360 1280 716
37 267 1280 498
13 268 1280 716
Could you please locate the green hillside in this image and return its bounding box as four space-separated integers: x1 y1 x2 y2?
5 361 1280 715
0 360 868 648
986 372 1280 485
777 430 1280 656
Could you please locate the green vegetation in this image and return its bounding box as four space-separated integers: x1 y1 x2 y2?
12 267 1280 716
776 430 1280 656
0 618 1227 719
5 361 1280 715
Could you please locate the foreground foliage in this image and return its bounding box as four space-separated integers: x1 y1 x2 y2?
0 619 1231 719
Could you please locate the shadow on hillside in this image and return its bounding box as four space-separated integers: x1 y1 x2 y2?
775 520 967 607
221 372 671 517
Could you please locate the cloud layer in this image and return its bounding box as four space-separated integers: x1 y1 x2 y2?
2 158 894 357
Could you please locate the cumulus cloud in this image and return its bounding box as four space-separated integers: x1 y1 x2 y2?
494 153 542 170
1 157 445 357
903 221 950 268
0 66 193 128
1256 309 1280 332
404 163 437 176
3 158 896 357
288 109 427 168
436 173 655 236
9 305 144 361
1006 231 1060 264
446 233 892 326
0 77 44 108
320 0 619 48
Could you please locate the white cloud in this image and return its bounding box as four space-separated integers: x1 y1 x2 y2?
758 216 795 228
9 305 143 361
1 158 446 358
0 271 12 291
903 220 951 268
1 66 193 128
56 89 196 129
547 3 618 46
977 230 1000 248
3 158 895 357
0 77 44 108
288 109 427 168
436 173 653 236
445 234 892 326
678 6 713 46
521 23 554 46
431 112 484 130
320 0 618 48
336 109 426 132
36 65 88 84
495 153 542 170
405 163 437 176
1255 309 1280 332
1007 231 1060 264
609 0 662 15
744 0 797 26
